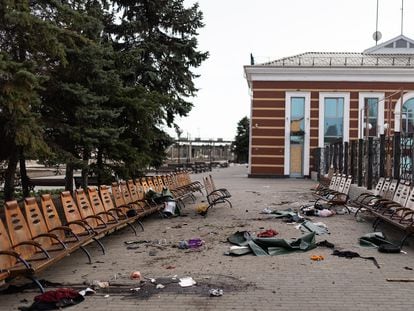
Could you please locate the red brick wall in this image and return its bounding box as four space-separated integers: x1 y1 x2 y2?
249 80 414 177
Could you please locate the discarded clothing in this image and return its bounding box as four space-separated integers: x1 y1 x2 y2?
261 208 304 223
178 238 204 249
359 232 401 253
332 250 380 269
298 221 329 235
19 288 84 310
316 240 335 249
226 231 316 256
257 229 278 238
314 209 334 217
146 188 174 204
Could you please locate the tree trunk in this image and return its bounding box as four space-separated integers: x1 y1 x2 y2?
97 147 103 186
19 148 30 198
65 162 74 192
81 150 89 189
4 150 19 201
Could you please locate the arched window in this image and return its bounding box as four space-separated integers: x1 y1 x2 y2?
402 98 414 133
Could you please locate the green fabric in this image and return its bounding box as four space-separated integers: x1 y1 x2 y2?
299 221 329 235
359 232 394 248
146 188 174 202
270 208 297 218
227 231 316 256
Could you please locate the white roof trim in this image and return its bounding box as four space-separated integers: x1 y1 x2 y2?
244 66 414 85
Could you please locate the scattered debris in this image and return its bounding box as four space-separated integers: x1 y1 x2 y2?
125 240 151 245
79 288 95 296
359 232 401 253
257 229 278 238
332 250 380 269
316 240 335 249
297 221 329 235
386 278 414 282
196 203 209 215
404 266 413 270
226 231 316 256
126 245 141 250
156 284 165 289
91 280 109 289
178 238 204 250
104 294 110 298
310 255 324 261
314 209 334 217
130 271 142 281
179 277 197 287
19 288 85 311
209 288 223 297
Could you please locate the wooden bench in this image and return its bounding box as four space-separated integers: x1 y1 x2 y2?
356 182 414 247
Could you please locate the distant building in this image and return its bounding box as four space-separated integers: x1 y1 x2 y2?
244 35 414 178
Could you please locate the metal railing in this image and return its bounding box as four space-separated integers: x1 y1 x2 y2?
313 132 414 189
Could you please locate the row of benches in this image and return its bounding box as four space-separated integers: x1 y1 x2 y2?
351 177 414 246
312 174 352 209
0 171 204 292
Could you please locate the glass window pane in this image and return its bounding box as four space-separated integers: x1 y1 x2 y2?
403 98 414 133
364 98 378 137
291 97 305 132
324 97 344 144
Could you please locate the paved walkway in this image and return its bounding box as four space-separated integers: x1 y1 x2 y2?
2 165 414 310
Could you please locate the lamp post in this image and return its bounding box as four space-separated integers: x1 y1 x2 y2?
175 126 183 164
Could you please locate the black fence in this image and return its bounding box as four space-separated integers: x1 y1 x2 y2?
314 132 414 190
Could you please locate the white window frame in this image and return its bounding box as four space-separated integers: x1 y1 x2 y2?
358 92 385 138
394 91 414 133
318 92 350 147
284 92 310 176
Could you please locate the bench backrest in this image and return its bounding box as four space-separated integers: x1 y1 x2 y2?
4 201 36 260
40 194 63 233
75 189 98 228
327 174 337 189
111 182 127 208
333 175 344 192
127 180 140 203
120 181 133 205
337 175 347 193
24 197 54 247
0 219 16 270
99 185 118 213
87 186 109 222
372 177 385 196
134 179 146 200
379 178 391 197
391 181 409 205
341 176 353 195
146 177 155 190
384 179 399 200
402 186 414 212
60 191 84 234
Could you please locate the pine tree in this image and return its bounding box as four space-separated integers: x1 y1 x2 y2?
0 0 81 199
40 0 123 190
107 0 208 175
233 117 250 163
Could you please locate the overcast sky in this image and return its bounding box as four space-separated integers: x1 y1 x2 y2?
167 0 414 141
